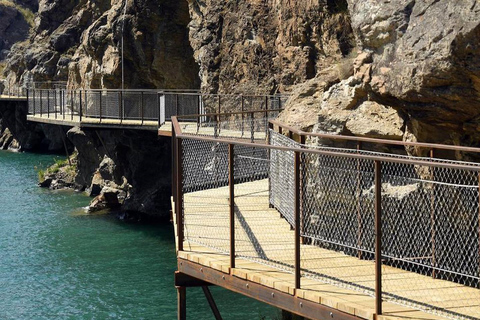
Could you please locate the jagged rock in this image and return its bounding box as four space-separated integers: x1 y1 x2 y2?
0 4 30 60
38 178 52 188
348 0 480 145
0 128 14 149
187 0 354 94
345 101 404 140
89 171 103 196
66 126 171 218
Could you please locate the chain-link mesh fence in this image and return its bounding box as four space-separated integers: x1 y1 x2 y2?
177 122 480 320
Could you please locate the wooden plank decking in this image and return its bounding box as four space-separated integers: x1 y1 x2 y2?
27 114 159 130
0 95 27 102
159 121 267 140
173 179 480 320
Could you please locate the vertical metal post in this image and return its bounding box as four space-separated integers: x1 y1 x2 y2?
478 172 480 289
79 90 83 122
47 90 50 118
157 92 164 127
85 90 88 118
32 89 36 116
54 89 58 119
141 91 144 124
177 286 186 320
197 94 200 126
172 128 176 199
175 94 179 116
357 141 363 259
430 148 436 279
374 160 382 316
294 151 301 290
229 143 235 270
250 112 254 142
120 90 124 122
62 89 65 120
218 95 221 114
264 95 268 130
214 115 219 138
71 90 74 121
176 137 184 252
241 95 245 136
99 91 103 122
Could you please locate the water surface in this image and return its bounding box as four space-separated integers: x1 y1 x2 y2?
0 151 279 319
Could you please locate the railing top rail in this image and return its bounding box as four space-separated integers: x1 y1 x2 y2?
27 88 289 97
172 115 480 172
269 119 480 155
176 109 283 120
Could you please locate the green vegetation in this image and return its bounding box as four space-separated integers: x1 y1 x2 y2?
0 0 35 27
35 152 78 183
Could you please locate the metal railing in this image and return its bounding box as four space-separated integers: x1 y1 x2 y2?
0 80 28 98
26 88 288 129
172 114 480 320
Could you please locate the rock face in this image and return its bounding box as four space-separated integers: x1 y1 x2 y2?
0 100 67 152
4 0 199 90
63 127 172 219
0 2 31 60
187 0 354 94
275 0 480 155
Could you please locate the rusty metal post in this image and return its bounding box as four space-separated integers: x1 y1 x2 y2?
176 137 184 252
172 128 177 199
241 95 245 136
294 150 301 290
374 160 382 316
477 171 480 289
177 286 186 320
430 148 436 279
229 143 235 270
357 141 363 259
201 286 223 320
264 95 269 129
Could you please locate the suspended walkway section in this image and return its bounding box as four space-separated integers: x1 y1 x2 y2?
23 88 287 133
171 113 480 320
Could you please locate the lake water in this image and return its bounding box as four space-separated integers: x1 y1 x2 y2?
0 151 279 319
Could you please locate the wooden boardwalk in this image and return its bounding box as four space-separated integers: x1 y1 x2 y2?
0 95 27 102
160 121 267 140
27 114 159 130
173 179 480 320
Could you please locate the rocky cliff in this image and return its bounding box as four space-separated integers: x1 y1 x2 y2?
274 0 480 158
187 0 354 94
0 0 33 61
2 0 480 218
4 0 199 89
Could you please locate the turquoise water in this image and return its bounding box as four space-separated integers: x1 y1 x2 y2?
0 151 279 319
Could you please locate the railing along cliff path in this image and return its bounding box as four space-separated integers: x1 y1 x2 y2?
24 88 288 132
172 112 480 320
